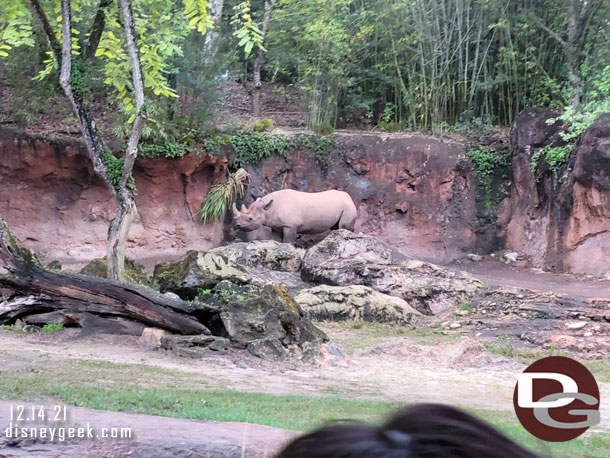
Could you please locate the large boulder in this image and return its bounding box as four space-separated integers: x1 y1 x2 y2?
208 281 327 361
294 285 422 325
153 250 249 298
301 230 484 315
153 241 307 298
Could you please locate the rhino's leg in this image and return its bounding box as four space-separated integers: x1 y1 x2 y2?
282 227 298 244
338 212 356 232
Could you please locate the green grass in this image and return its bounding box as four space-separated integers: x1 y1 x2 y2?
0 359 607 456
484 341 610 383
317 320 455 352
0 362 394 431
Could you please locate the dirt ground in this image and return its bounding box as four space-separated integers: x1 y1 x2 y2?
0 322 608 430
1 260 609 456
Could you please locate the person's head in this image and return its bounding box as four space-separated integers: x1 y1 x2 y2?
276 403 541 458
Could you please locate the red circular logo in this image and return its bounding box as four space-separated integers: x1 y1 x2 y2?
513 356 600 442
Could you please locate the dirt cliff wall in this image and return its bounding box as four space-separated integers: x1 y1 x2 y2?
4 117 608 276
0 129 478 267
0 129 227 268
505 109 610 276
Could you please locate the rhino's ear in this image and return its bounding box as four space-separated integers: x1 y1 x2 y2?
263 199 274 211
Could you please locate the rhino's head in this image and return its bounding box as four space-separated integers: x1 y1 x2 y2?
232 199 273 232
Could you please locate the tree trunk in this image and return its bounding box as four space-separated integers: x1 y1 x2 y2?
536 0 603 108
107 192 137 282
28 0 146 283
251 0 276 117
105 0 146 282
203 0 224 61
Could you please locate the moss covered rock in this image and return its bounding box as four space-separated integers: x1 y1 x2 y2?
209 281 327 361
80 257 151 286
152 241 307 299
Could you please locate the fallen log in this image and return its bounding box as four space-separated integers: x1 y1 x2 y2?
0 217 209 335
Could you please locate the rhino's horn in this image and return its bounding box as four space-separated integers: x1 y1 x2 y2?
231 202 240 216
241 204 247 212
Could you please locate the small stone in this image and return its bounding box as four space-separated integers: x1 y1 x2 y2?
566 321 587 329
456 310 469 316
327 342 345 358
517 294 524 299
449 322 462 329
475 332 482 337
584 332 593 337
138 327 171 349
467 254 483 262
503 252 518 263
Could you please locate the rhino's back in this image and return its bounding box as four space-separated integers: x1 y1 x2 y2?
264 189 356 231
265 189 353 206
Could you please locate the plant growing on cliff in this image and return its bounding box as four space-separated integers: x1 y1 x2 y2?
531 65 610 176
199 168 250 223
468 146 510 212
0 0 210 282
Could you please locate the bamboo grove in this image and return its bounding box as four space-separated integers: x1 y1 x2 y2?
1 0 609 134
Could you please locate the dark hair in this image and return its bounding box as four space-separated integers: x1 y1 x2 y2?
275 403 541 458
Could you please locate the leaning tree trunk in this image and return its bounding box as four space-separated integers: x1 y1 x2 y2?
84 0 112 61
251 0 276 117
29 0 145 283
106 0 146 281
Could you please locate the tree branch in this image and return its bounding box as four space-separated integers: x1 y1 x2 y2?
534 17 567 48
118 0 145 188
84 0 112 60
27 0 61 61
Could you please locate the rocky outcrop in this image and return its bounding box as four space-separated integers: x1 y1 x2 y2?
161 334 230 358
301 230 485 315
155 233 485 317
152 241 307 297
151 240 328 360
505 109 610 275
294 285 422 325
202 281 328 361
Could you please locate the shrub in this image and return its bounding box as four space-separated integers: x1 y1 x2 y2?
251 118 273 132
312 121 334 135
379 122 402 132
41 323 64 333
